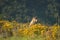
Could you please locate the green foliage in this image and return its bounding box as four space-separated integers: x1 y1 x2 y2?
0 0 59 25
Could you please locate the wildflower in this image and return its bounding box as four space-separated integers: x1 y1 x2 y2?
41 30 45 36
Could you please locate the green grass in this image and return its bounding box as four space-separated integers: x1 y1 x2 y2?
0 34 60 40
0 36 45 40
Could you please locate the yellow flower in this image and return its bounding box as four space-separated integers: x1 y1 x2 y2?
23 28 29 35
41 30 45 36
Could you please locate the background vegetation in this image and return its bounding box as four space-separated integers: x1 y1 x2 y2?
0 0 60 25
0 0 60 40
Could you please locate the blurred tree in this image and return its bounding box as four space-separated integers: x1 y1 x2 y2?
45 0 58 25
0 0 59 25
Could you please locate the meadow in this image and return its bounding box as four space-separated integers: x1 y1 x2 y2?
0 20 60 40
